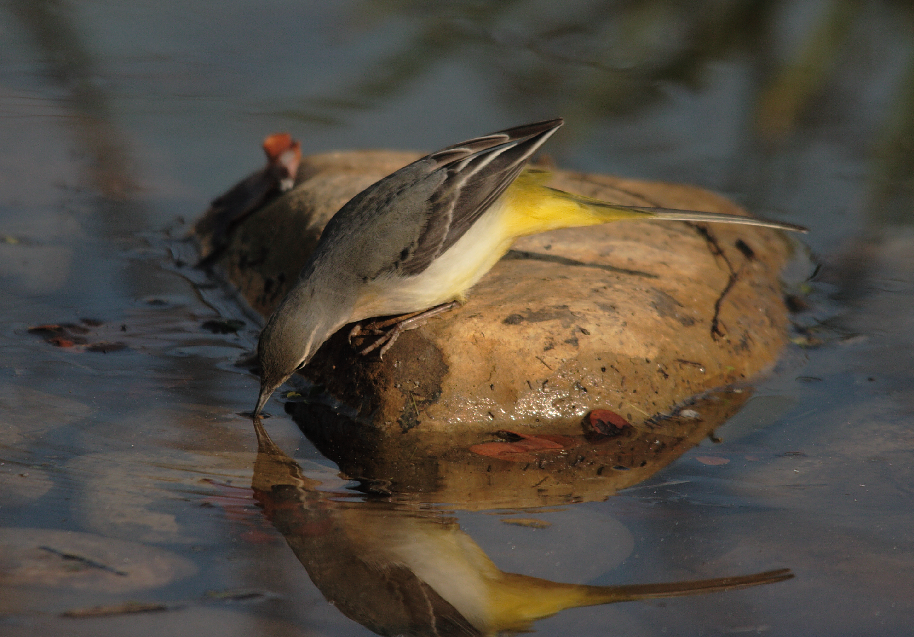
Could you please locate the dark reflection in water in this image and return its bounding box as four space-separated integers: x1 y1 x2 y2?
252 419 791 636
286 388 753 508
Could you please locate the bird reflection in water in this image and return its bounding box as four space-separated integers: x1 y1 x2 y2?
250 419 792 636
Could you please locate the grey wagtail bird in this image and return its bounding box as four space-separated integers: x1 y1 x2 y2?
254 118 806 416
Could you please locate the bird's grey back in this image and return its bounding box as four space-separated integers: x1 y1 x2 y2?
313 159 446 282
305 119 564 286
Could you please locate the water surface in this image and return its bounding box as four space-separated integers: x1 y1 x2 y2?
2 1 913 635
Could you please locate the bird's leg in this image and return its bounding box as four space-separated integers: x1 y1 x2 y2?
349 301 460 358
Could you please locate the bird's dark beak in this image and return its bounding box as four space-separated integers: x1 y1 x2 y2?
253 382 273 418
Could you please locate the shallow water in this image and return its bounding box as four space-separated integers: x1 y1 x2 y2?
2 1 913 635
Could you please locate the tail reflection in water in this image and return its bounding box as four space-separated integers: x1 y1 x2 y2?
251 419 792 636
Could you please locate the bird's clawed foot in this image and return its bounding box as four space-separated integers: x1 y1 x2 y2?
348 301 460 358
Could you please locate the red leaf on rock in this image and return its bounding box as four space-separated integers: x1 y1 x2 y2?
532 433 578 447
588 409 631 436
470 431 575 462
469 442 537 463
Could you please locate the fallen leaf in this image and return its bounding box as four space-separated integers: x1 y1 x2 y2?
469 442 536 463
588 409 632 436
28 323 64 335
470 431 574 462
49 336 77 348
29 319 128 353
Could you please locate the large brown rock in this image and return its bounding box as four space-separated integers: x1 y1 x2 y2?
197 150 800 436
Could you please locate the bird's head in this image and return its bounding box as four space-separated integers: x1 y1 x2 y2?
253 295 327 417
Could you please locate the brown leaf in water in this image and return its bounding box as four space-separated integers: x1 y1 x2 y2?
28 323 64 335
28 319 128 353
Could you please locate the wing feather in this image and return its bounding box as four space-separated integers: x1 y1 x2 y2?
399 118 563 276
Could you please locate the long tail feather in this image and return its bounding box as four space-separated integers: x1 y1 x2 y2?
588 567 795 604
538 180 807 233
621 206 808 233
